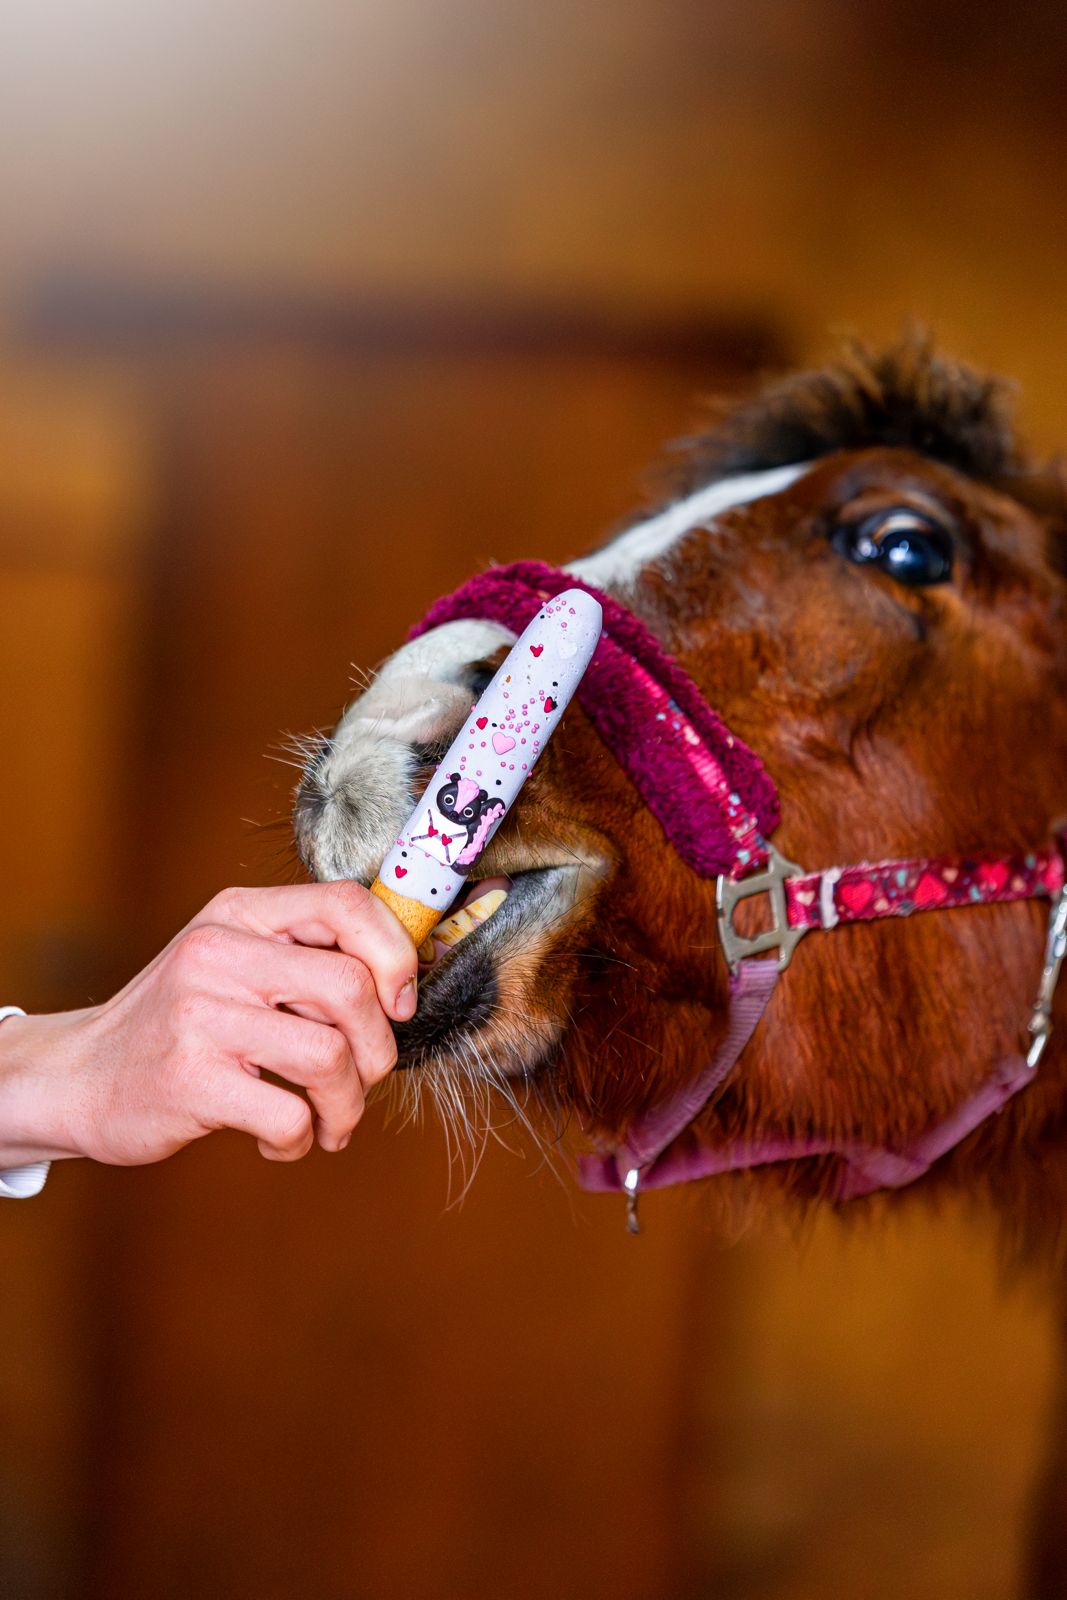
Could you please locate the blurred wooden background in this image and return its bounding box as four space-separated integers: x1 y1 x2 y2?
2 2 1067 1596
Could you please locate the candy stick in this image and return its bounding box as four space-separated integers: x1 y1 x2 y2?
371 588 603 946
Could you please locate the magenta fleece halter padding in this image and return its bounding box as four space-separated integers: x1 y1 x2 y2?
411 561 779 879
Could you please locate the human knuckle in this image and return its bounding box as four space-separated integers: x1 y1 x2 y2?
206 885 245 922
165 1048 214 1120
365 1035 399 1086
330 879 371 918
310 1027 350 1083
170 986 216 1034
175 923 232 974
277 1100 312 1150
338 957 374 1009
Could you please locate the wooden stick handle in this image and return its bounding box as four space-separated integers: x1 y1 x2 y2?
370 878 440 947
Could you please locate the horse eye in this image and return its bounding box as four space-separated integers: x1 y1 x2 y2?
834 509 953 586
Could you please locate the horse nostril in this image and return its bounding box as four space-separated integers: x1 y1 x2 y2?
294 782 327 825
411 738 449 767
296 735 334 804
466 660 498 698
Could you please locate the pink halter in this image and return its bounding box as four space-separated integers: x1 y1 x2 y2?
413 562 1067 1228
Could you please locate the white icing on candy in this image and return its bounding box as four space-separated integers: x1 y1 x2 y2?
378 589 603 912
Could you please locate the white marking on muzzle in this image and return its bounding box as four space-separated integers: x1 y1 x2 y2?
302 618 517 883
352 618 517 737
568 462 813 587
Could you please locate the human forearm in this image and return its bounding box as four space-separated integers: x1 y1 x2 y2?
0 1008 89 1167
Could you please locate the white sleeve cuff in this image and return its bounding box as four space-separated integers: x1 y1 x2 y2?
0 1161 50 1198
0 1006 51 1198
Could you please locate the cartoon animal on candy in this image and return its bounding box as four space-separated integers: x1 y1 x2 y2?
435 775 505 867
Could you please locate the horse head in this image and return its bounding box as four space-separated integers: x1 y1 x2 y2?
294 340 1067 1232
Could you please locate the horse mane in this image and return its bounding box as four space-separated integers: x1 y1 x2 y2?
671 334 1028 493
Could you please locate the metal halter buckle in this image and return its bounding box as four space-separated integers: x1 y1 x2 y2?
716 843 809 975
1027 887 1067 1069
622 1167 641 1235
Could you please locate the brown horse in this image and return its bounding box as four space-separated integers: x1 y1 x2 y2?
294 339 1067 1590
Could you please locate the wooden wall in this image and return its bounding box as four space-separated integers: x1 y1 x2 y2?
5 0 1067 441
0 325 1059 1600
0 335 756 1600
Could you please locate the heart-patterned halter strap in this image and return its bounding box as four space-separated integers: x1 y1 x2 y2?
414 561 1067 1227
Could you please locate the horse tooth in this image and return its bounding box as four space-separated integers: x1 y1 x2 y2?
465 888 507 922
435 908 477 947
419 885 510 966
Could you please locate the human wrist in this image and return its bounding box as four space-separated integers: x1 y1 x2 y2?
0 1008 91 1165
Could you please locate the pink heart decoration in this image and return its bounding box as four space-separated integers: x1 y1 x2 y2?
394 866 407 879
476 716 488 730
977 861 1009 894
839 878 874 916
913 872 949 908
493 732 516 754
530 644 543 657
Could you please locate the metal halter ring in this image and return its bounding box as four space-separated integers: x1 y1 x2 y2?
1028 887 1067 1069
716 844 809 974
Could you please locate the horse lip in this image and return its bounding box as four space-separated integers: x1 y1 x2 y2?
473 813 618 895
393 865 578 1068
475 835 602 879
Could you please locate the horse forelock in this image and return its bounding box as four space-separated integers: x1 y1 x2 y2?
571 335 1067 598
673 334 1028 492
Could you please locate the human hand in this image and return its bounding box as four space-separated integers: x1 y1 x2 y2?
0 882 417 1169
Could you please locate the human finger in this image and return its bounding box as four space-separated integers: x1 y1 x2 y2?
195 882 418 1021
210 1002 365 1153
180 927 399 1092
196 1067 316 1162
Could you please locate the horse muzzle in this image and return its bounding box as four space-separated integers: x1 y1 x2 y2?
293 625 613 1076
